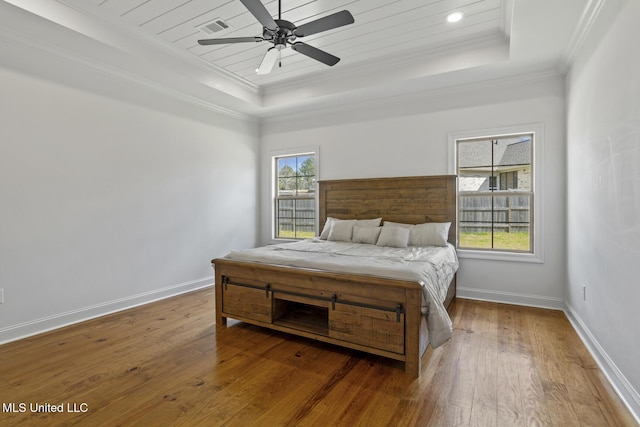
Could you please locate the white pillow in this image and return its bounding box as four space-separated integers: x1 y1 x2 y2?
352 226 382 245
319 217 382 240
410 222 451 247
355 217 382 227
382 220 412 229
319 217 337 240
327 220 356 242
376 226 410 248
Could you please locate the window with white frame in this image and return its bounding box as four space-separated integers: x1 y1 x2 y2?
456 133 534 253
274 153 317 239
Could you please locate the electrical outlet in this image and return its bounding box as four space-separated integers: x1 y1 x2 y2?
582 284 586 301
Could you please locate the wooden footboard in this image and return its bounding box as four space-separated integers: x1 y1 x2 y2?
213 258 455 377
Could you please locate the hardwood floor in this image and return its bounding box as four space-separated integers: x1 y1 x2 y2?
0 288 636 426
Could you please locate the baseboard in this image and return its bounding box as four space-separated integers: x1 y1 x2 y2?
456 288 639 422
564 303 640 425
457 287 565 310
0 277 214 345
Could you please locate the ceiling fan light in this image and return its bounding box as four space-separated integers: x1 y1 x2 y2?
256 47 279 75
446 11 464 23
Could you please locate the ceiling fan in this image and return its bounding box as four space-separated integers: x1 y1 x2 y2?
197 0 354 74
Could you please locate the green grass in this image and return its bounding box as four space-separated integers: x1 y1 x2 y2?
277 230 316 239
460 232 530 251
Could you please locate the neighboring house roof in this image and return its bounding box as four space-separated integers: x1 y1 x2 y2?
459 137 531 169
499 141 531 166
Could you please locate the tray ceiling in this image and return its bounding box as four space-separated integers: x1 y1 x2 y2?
1 0 591 118
58 0 509 87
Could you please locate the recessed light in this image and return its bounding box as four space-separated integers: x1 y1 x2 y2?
446 11 464 23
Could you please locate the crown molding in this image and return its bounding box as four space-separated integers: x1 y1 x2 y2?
262 30 508 96
52 0 260 96
560 0 607 74
0 17 254 121
500 0 514 39
258 33 510 116
261 66 563 129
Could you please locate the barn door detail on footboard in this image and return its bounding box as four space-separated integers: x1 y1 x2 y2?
329 303 405 354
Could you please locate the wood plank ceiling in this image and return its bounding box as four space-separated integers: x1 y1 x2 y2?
59 0 505 87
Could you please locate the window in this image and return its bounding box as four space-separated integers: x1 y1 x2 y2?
456 133 533 253
500 171 518 190
274 153 317 239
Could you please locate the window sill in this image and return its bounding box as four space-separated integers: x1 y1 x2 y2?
457 248 543 263
269 238 309 245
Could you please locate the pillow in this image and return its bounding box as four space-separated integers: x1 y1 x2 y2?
355 217 382 227
319 217 382 240
376 226 410 248
319 217 337 240
409 222 451 247
382 220 412 229
352 226 382 245
327 220 356 242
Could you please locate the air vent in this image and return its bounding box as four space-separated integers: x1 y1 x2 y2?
198 18 230 34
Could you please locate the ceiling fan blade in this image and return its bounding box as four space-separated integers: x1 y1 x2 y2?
240 0 278 32
256 47 279 75
293 10 354 37
291 42 339 66
198 36 263 46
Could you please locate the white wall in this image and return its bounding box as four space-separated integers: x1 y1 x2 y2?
260 74 567 309
0 66 258 342
566 0 640 417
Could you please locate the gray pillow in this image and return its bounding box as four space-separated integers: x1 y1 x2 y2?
319 217 381 240
327 220 356 242
376 226 410 248
410 222 451 247
352 226 382 245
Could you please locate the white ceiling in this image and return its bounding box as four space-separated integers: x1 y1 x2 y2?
59 0 508 86
1 0 593 119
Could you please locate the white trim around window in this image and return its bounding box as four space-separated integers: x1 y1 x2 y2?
448 123 545 263
269 146 320 243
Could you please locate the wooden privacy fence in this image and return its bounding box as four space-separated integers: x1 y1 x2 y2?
459 193 530 233
278 194 531 235
277 198 316 235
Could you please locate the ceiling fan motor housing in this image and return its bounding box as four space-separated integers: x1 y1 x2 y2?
264 19 296 47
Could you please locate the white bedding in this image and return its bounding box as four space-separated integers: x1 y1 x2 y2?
225 239 458 348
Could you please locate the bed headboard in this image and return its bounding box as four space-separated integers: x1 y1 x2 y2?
318 175 457 245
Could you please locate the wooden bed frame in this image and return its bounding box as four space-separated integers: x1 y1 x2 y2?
212 175 457 377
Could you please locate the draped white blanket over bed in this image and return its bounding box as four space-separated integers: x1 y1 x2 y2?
227 239 458 349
